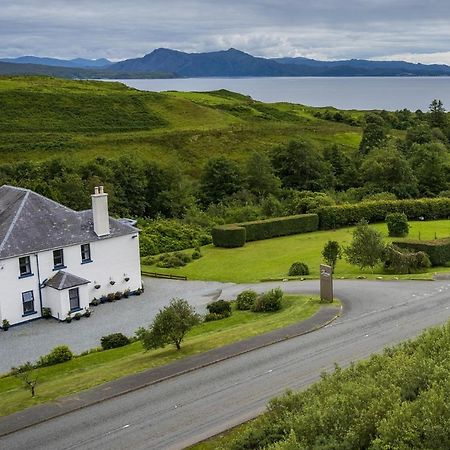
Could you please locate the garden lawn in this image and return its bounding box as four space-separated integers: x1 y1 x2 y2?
0 294 330 417
142 220 450 283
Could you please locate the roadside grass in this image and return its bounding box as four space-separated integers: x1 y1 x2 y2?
0 294 332 417
143 220 450 283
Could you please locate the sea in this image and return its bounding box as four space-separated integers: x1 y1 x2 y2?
117 77 450 111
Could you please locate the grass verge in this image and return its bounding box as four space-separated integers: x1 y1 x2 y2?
0 294 334 417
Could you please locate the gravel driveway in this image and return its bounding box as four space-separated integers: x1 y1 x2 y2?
0 277 233 373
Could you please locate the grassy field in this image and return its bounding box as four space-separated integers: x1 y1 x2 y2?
0 294 334 416
143 220 450 283
0 76 362 172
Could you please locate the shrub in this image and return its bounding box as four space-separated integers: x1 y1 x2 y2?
141 255 156 265
204 312 230 322
74 313 82 320
322 240 342 272
2 319 10 331
37 345 73 367
42 307 52 319
212 225 246 248
386 212 409 237
383 244 431 274
288 262 309 276
100 333 130 350
90 298 100 306
206 300 232 315
107 293 116 302
236 290 258 310
192 248 202 259
156 252 192 268
252 288 283 312
393 238 450 266
114 291 123 300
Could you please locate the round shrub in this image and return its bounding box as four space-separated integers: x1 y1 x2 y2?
38 345 73 367
157 252 192 268
100 333 130 350
386 212 409 237
236 290 258 310
288 262 309 276
206 300 232 315
252 288 283 312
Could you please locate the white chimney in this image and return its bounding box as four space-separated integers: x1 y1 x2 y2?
91 186 110 236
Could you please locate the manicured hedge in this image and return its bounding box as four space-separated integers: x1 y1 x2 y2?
393 238 450 266
317 198 450 230
212 214 319 247
211 225 246 248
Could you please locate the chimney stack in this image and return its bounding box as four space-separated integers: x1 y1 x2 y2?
91 186 110 237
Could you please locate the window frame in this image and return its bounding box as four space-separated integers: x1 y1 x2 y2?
53 249 65 270
22 290 36 316
80 243 92 264
69 288 81 312
18 256 33 278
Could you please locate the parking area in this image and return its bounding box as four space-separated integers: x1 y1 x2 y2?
0 277 232 373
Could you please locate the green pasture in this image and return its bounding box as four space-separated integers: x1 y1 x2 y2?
143 220 450 283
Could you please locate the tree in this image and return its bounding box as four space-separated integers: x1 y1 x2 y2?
12 363 38 397
359 114 388 155
323 144 358 190
272 140 333 191
429 99 447 129
345 220 385 271
245 151 281 198
199 156 243 205
322 240 342 272
137 298 200 350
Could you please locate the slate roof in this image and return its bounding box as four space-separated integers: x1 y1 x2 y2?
46 270 90 290
0 185 139 260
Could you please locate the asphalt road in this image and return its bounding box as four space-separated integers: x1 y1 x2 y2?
2 279 450 450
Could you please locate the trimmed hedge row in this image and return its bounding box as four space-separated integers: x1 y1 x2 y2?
394 238 450 266
317 198 450 230
212 214 319 247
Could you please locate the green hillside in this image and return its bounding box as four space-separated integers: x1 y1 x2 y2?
0 76 362 172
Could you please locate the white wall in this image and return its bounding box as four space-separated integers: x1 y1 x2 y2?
0 232 141 326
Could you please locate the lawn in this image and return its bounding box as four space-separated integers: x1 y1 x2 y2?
0 294 333 417
142 220 450 283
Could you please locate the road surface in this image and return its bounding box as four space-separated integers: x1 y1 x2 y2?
1 279 450 450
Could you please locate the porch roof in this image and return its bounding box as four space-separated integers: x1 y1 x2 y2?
46 270 90 291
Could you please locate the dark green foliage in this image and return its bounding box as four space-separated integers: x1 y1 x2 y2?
359 114 388 154
211 225 247 248
226 322 450 450
245 151 281 198
204 312 230 322
199 156 243 205
192 249 202 260
236 290 258 310
429 99 447 129
241 214 319 242
345 220 385 270
317 197 450 229
137 298 201 350
41 307 52 319
2 319 10 330
281 190 335 215
100 333 130 350
288 262 309 276
206 300 232 316
322 240 342 272
383 244 431 274
393 238 450 266
156 252 192 268
386 212 409 237
252 288 283 312
37 345 73 367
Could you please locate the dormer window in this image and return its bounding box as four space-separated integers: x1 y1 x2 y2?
53 249 65 269
19 256 32 277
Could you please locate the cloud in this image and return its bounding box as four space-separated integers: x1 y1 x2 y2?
0 0 450 63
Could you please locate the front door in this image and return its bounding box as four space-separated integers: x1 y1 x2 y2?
69 288 80 311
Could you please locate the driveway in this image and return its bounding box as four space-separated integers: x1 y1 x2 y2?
0 277 232 374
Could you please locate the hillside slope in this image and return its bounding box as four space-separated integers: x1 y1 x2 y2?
0 76 362 174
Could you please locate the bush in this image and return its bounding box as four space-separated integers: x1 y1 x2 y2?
317 198 450 230
288 262 309 276
393 238 450 266
37 345 73 367
107 293 116 302
156 252 192 268
42 307 52 319
383 244 431 274
141 255 156 265
236 290 258 310
206 300 232 315
100 333 130 350
252 288 283 312
212 225 247 248
386 212 409 237
114 291 123 300
204 312 230 322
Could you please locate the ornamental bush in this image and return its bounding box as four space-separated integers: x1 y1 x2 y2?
383 244 431 274
236 290 258 310
156 252 192 268
386 212 409 237
204 312 230 322
100 333 130 350
252 288 283 312
206 300 232 316
37 345 73 367
393 238 450 266
288 262 309 276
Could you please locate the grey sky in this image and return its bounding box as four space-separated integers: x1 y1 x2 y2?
1 0 450 63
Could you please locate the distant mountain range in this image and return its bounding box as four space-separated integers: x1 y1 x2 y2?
2 48 450 78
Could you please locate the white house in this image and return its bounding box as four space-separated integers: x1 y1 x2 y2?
0 185 141 326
